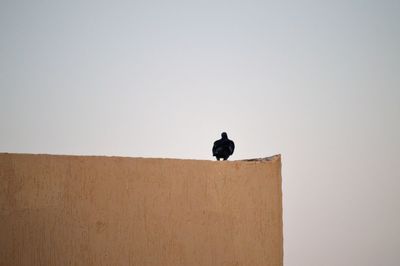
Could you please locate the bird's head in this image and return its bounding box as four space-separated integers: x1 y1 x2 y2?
221 132 228 139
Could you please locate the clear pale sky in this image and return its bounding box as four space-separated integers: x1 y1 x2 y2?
1 0 399 265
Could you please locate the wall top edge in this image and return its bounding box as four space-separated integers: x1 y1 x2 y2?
0 152 281 163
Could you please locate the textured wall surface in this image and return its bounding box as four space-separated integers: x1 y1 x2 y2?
0 153 282 266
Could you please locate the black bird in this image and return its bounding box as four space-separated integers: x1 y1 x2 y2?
212 132 235 161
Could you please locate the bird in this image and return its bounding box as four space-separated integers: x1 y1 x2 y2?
212 132 235 161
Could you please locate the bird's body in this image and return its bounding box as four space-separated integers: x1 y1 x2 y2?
212 132 235 160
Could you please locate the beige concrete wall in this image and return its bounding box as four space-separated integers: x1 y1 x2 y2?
0 153 283 266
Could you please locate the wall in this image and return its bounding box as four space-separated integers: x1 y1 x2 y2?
0 153 282 266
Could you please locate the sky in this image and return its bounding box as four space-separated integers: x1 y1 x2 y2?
1 0 400 265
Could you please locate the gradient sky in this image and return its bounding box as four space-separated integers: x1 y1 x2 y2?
1 0 400 265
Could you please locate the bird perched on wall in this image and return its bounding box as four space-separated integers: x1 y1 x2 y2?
212 132 235 161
